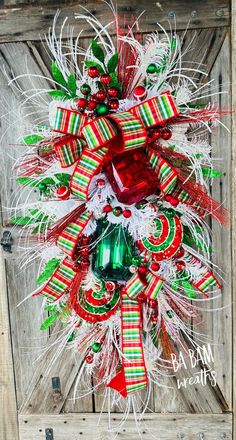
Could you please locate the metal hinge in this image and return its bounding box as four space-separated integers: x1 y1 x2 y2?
45 428 54 440
51 376 63 403
0 230 13 253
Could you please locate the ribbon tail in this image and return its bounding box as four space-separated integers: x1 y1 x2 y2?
106 368 128 398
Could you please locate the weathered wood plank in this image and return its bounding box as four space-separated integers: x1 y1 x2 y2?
0 41 50 407
20 322 93 414
231 2 236 439
0 0 230 43
208 32 232 406
0 249 19 440
18 413 232 440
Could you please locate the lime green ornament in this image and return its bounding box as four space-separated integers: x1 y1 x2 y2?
96 103 109 116
92 342 102 353
146 63 157 74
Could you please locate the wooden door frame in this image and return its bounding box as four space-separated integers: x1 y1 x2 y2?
0 1 235 439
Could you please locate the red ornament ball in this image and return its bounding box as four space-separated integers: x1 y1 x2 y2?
103 204 113 213
169 197 179 207
85 354 94 364
80 248 89 257
150 262 160 272
137 292 146 303
123 209 132 218
176 261 186 271
151 129 161 140
88 66 99 78
100 74 112 85
164 194 172 202
87 100 97 110
161 128 172 140
77 97 87 109
108 87 119 97
138 265 148 275
133 85 147 100
96 90 107 101
109 99 119 110
56 186 71 200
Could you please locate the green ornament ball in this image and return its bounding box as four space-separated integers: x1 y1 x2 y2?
146 63 157 74
96 103 109 116
113 206 123 217
132 255 142 267
80 83 91 95
92 342 102 353
38 182 47 192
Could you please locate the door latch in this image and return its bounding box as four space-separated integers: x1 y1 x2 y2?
45 428 54 440
1 230 13 253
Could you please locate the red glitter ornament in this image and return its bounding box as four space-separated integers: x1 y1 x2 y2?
123 209 132 218
106 281 116 292
56 186 71 200
81 248 89 257
96 90 107 101
77 97 87 109
88 66 99 78
176 261 186 271
161 128 172 140
169 197 179 207
151 129 161 140
108 87 119 97
88 100 97 110
100 74 112 85
137 292 146 303
133 85 147 100
109 99 119 110
149 298 158 308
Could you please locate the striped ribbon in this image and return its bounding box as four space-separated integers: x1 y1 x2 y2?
54 107 88 136
57 211 92 259
170 186 205 216
110 112 147 150
121 291 148 394
36 257 76 300
70 147 108 199
126 272 164 300
147 150 178 194
131 91 179 128
53 135 86 167
82 117 117 150
181 250 222 293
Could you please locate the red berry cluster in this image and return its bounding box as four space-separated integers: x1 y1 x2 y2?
77 67 120 116
149 126 172 141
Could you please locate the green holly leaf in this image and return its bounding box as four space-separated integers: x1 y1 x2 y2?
9 216 35 226
54 173 71 186
67 73 77 97
23 134 44 145
28 208 40 216
91 40 105 63
40 312 60 330
45 304 57 312
16 177 38 187
48 90 71 100
84 60 104 74
51 61 67 88
107 53 118 73
201 167 224 178
37 258 60 285
181 280 197 299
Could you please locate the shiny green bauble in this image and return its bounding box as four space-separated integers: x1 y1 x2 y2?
113 206 122 216
80 83 91 95
38 182 47 192
146 63 157 74
96 103 109 116
92 342 102 353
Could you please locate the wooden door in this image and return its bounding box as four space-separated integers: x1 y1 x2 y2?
0 1 235 439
